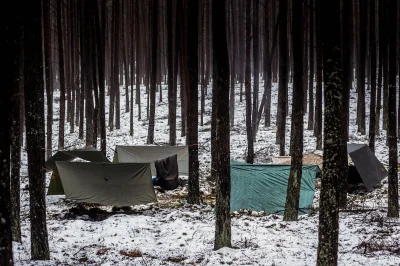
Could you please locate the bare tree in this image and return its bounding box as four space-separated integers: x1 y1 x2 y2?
186 0 200 204
316 0 342 263
284 0 304 221
387 0 399 218
276 0 288 156
213 0 231 250
23 0 50 259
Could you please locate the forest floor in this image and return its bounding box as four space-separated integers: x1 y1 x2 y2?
13 80 400 265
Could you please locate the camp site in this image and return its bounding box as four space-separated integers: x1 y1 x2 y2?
3 1 400 266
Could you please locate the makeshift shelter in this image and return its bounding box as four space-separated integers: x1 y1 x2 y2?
55 161 157 206
230 161 320 214
113 145 188 176
46 148 110 195
347 143 388 190
154 154 179 190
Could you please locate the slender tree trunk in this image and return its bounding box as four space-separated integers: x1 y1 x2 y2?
186 0 200 204
57 0 66 150
24 0 50 259
314 0 323 150
213 0 231 250
229 0 237 127
2 7 19 264
284 0 304 221
252 0 260 138
357 0 367 135
307 0 315 130
167 0 176 145
387 0 399 218
316 0 341 264
43 0 53 159
368 0 377 152
245 0 254 163
276 0 288 156
147 0 158 144
136 0 142 120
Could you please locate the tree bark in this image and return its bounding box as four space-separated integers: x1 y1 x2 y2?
314 0 323 150
2 5 18 264
368 0 377 152
43 0 53 159
213 0 231 250
276 0 288 156
284 0 304 221
252 0 260 138
307 0 315 130
186 0 200 205
357 0 367 135
147 0 158 144
316 0 341 264
23 0 50 259
57 0 66 150
245 0 254 163
167 0 176 145
387 0 399 218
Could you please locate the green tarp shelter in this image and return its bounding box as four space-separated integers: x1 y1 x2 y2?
56 161 157 206
230 161 320 214
113 145 189 176
46 148 110 195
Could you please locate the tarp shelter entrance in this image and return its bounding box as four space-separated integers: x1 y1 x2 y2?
347 143 388 190
46 148 110 195
113 145 188 176
56 162 156 206
230 161 320 214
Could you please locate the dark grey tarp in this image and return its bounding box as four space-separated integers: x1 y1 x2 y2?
55 162 157 206
155 154 179 190
113 145 188 176
347 143 388 190
46 147 110 195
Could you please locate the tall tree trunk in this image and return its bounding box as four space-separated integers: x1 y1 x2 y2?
57 0 66 150
368 0 377 152
23 0 50 259
213 0 231 250
307 0 315 130
43 0 53 159
186 0 200 205
252 0 259 138
357 0 367 134
284 0 304 221
245 0 254 163
167 0 176 145
10 15 23 244
387 0 399 218
276 0 288 156
338 0 352 209
314 0 323 150
316 0 341 264
147 0 158 144
229 0 237 127
136 0 142 120
2 5 18 264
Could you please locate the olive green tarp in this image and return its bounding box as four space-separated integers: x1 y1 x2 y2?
230 161 320 214
55 161 157 206
113 145 189 176
46 148 110 195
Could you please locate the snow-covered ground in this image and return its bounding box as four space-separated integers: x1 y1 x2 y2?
13 78 400 265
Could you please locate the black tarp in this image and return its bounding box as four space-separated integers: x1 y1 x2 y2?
154 154 179 190
347 143 388 190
